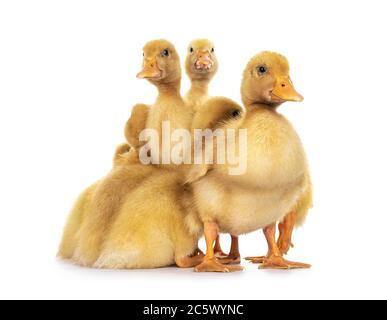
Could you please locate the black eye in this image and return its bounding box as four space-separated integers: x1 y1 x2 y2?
190 47 194 53
162 49 170 57
211 48 215 53
257 65 267 75
231 109 241 118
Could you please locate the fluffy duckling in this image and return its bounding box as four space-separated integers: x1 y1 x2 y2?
116 40 193 167
184 39 218 112
59 163 204 268
191 51 312 272
58 40 204 268
93 165 204 269
136 39 193 166
185 40 242 260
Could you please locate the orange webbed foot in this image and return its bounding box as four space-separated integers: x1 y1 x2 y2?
258 255 311 270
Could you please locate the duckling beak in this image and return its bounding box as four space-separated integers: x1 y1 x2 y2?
271 77 304 103
137 59 163 79
194 51 214 71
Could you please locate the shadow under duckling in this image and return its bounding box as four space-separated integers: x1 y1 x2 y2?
188 51 312 272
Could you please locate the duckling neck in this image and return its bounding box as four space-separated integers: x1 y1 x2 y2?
187 79 209 100
245 102 279 113
156 81 183 105
241 89 280 112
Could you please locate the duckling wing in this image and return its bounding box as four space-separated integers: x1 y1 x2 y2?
192 97 243 131
124 103 150 149
186 97 244 184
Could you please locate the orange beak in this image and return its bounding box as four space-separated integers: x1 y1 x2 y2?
137 58 163 79
271 77 304 102
194 51 214 71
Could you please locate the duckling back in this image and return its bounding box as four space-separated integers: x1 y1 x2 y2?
94 168 202 269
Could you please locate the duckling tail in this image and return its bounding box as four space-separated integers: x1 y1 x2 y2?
294 174 313 226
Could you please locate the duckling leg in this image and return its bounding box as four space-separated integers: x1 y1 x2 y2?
249 224 310 269
214 235 228 257
194 221 244 273
277 211 296 255
218 235 241 264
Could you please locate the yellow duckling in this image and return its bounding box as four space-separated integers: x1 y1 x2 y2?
191 51 312 272
93 164 204 269
115 39 194 167
58 40 204 268
136 39 193 166
184 39 242 260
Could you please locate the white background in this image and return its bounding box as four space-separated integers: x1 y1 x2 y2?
1 0 386 300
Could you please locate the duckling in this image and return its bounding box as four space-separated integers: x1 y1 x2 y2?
184 39 218 112
93 165 204 269
190 51 312 272
136 39 193 167
58 40 203 268
184 39 242 260
116 40 193 168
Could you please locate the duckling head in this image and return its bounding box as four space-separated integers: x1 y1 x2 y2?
185 39 218 81
241 51 303 108
137 39 181 86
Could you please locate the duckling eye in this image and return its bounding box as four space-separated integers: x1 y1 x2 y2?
161 49 170 57
231 109 241 118
211 48 215 53
257 65 267 75
190 47 194 53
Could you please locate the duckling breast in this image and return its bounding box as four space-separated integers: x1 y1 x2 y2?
241 110 307 189
193 172 307 236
